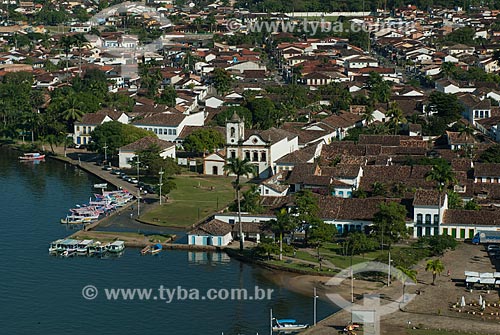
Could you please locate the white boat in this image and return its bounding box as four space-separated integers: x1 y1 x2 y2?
272 319 309 332
150 243 162 255
76 240 94 255
49 239 62 254
107 240 125 253
19 152 45 160
88 242 107 256
58 239 80 257
93 183 108 189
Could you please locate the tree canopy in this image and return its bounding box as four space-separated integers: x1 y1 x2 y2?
183 128 225 154
372 202 409 246
90 121 154 155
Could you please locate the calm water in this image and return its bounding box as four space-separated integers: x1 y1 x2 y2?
0 147 335 334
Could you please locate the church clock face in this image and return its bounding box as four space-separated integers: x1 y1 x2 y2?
252 138 258 144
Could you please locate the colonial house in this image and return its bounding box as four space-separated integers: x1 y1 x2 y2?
412 189 448 238
118 136 176 169
458 94 492 124
435 79 476 94
73 110 129 146
225 113 299 178
258 172 290 197
188 219 233 246
132 111 205 143
445 131 476 150
474 163 500 183
441 209 500 239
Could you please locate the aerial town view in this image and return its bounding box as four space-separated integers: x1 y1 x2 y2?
3 0 500 334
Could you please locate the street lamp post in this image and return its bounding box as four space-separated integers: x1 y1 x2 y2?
313 287 319 326
103 142 108 163
136 155 140 184
137 188 141 217
388 250 392 286
159 168 164 205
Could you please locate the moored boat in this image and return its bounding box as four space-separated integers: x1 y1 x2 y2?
107 240 125 253
58 239 80 257
141 245 151 255
76 240 94 255
88 241 107 256
150 243 163 255
19 152 45 160
49 239 62 254
272 319 309 332
93 183 108 189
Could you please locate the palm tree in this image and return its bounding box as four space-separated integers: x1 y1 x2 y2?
425 164 457 224
425 259 444 285
61 95 85 122
395 266 417 303
223 157 255 251
387 102 406 135
267 209 297 261
362 109 375 125
458 122 475 142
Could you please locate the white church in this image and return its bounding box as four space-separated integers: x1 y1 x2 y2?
204 112 299 178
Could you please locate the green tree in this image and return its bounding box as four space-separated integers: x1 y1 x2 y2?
425 163 457 223
247 97 277 129
480 144 500 163
425 259 444 285
155 86 177 107
253 237 279 260
372 182 388 197
464 199 481 210
294 189 319 225
309 219 337 267
238 184 263 214
267 209 298 261
367 72 391 104
224 157 255 251
372 202 409 246
395 266 417 303
346 231 379 256
183 128 225 154
133 143 181 177
387 102 407 135
213 106 252 128
90 121 154 156
447 190 463 209
427 92 464 123
212 68 233 95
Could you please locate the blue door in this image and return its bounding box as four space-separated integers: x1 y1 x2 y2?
218 237 222 246
191 236 195 245
202 236 208 245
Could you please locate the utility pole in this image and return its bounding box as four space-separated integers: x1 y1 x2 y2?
159 168 164 205
387 250 392 286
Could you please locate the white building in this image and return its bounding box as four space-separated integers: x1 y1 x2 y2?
225 112 299 178
412 189 448 238
73 111 129 146
132 112 204 143
188 219 233 246
118 136 176 169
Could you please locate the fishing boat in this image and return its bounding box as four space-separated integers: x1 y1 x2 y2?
76 240 94 255
272 319 309 332
93 183 108 189
150 243 163 255
88 242 107 256
19 152 45 160
107 240 125 253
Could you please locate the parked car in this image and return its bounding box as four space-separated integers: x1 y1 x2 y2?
487 245 500 252
130 178 138 184
102 166 113 171
111 169 121 175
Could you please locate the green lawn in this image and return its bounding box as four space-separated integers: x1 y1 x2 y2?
140 174 235 228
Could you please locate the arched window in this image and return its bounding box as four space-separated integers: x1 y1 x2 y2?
425 214 431 224
230 127 235 137
434 214 439 224
417 214 423 224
